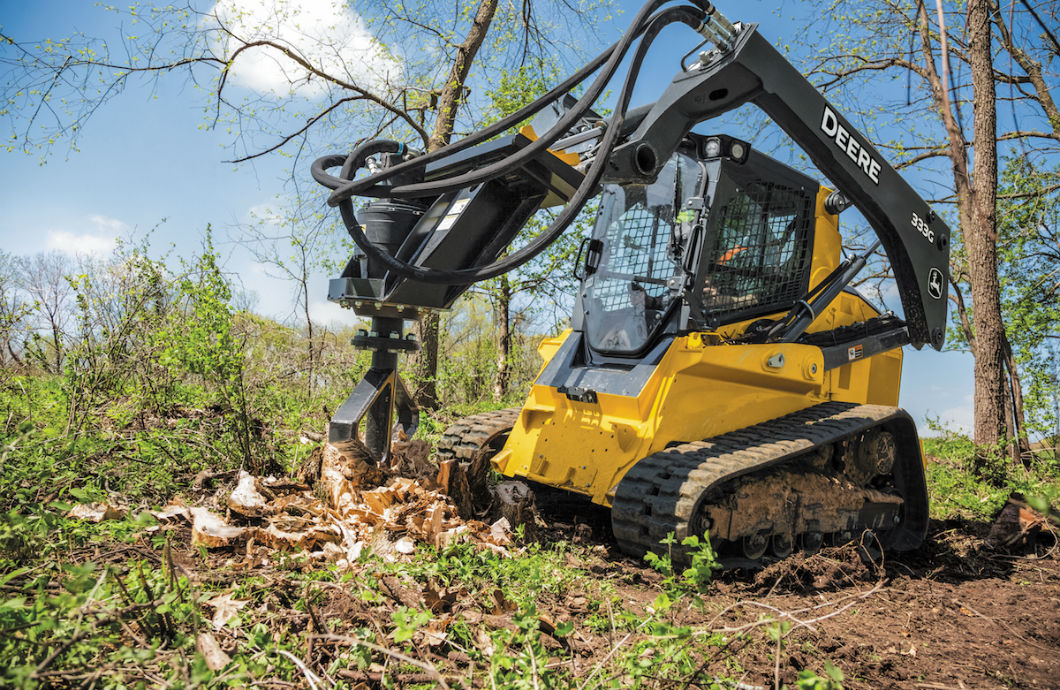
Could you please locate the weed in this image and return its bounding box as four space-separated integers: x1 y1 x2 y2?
796 661 845 690
644 531 721 596
391 607 433 643
388 538 585 609
925 436 1060 520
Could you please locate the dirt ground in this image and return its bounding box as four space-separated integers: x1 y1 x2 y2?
107 476 1059 690
545 511 1060 690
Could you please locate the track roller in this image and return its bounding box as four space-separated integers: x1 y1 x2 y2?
612 402 930 566
742 533 768 560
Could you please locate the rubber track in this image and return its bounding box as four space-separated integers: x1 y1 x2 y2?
435 408 521 461
612 402 922 560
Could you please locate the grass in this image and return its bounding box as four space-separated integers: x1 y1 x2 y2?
923 435 1060 521
4 367 1059 688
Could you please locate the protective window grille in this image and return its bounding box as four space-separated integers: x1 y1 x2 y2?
700 181 813 322
595 203 674 311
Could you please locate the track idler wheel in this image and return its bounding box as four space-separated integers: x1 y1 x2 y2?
742 532 769 560
771 533 794 558
799 531 823 554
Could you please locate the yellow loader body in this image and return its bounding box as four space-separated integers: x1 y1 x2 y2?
493 189 907 507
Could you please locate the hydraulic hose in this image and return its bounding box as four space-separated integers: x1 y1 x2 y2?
309 43 609 194
310 140 407 191
324 4 706 285
316 0 683 203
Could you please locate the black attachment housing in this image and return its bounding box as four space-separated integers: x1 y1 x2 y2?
328 133 584 320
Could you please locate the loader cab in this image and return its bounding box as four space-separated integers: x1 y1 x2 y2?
579 136 818 357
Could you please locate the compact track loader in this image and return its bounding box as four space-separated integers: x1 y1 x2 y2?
311 0 951 564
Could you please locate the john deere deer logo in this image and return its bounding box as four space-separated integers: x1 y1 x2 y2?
928 268 944 300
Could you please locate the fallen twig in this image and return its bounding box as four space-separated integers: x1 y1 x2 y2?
274 649 327 690
312 633 451 690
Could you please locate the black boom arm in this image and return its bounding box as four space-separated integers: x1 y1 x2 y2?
605 24 951 350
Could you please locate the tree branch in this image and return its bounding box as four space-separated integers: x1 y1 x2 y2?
224 96 363 164
215 34 429 144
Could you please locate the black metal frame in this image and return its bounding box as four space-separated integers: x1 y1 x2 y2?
605 25 951 349
327 133 585 319
328 317 418 462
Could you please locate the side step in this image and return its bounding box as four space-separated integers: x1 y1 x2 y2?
611 402 929 563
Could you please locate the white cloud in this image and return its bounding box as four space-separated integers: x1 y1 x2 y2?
308 298 350 326
45 215 127 257
934 405 974 436
919 392 975 437
247 202 285 226
46 231 116 257
87 214 128 233
208 0 400 97
248 260 273 276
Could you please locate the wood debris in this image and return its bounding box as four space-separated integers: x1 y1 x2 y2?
150 439 528 563
226 471 268 516
986 493 1057 549
190 507 245 548
67 502 126 523
394 536 416 554
390 433 436 480
150 499 190 522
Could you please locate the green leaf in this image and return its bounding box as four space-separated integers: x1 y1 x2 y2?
2 596 26 609
652 592 672 612
825 660 843 683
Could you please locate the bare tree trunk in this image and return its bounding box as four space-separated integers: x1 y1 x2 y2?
414 312 441 409
302 269 314 397
6 342 22 367
427 0 499 152
948 276 976 352
493 276 512 399
1002 334 1032 464
916 1 974 232
966 0 1008 458
412 0 499 410
50 320 63 373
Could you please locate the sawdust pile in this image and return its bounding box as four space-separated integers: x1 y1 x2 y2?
124 439 519 564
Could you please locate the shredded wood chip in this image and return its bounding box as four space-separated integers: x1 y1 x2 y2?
489 517 513 546
162 436 531 561
257 519 341 551
226 471 268 516
67 502 126 523
151 500 190 522
190 508 245 548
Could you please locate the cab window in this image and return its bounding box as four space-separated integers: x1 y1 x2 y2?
697 178 813 323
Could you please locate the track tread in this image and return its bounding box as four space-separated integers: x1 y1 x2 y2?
435 407 521 461
612 402 927 560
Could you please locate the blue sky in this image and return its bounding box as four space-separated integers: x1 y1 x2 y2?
0 0 975 434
